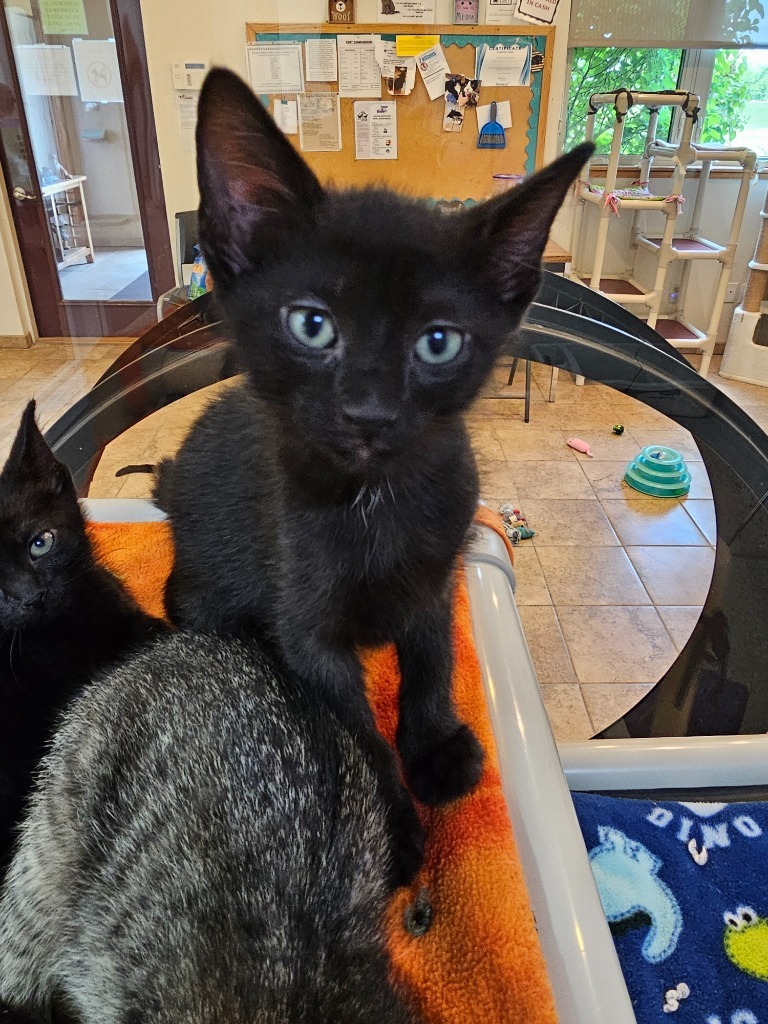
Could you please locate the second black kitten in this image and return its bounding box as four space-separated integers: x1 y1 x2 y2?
0 400 164 878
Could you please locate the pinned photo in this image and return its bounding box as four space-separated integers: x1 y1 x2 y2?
387 64 409 95
443 73 480 133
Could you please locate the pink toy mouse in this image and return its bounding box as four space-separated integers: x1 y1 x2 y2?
567 437 594 458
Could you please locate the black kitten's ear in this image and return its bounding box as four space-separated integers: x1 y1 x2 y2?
466 142 594 304
196 67 324 291
3 400 72 494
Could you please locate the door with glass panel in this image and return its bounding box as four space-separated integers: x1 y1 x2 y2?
0 0 173 336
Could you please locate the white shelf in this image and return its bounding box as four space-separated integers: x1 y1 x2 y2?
57 245 90 269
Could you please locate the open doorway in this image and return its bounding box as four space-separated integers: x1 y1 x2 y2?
0 0 173 336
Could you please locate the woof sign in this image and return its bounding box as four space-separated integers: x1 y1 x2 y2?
328 0 355 23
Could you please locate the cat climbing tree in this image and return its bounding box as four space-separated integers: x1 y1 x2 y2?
721 185 768 385
570 89 756 377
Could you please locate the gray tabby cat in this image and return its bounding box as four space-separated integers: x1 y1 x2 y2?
0 632 417 1024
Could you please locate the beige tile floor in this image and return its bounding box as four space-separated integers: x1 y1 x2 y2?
3 340 768 741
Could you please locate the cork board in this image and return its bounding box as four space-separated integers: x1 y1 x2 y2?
246 23 554 201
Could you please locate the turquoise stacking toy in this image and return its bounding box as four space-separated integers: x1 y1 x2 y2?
624 445 691 497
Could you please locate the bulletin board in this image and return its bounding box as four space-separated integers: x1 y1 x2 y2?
246 23 554 201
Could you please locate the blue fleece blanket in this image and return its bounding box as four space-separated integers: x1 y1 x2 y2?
572 792 768 1024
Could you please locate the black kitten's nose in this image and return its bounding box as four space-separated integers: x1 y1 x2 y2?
8 588 44 609
341 402 398 431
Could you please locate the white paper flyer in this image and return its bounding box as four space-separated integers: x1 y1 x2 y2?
377 0 436 23
476 100 512 129
305 38 338 82
274 98 299 134
374 38 417 96
246 43 304 95
16 45 78 97
338 34 381 98
72 38 123 103
354 100 398 160
415 43 450 101
485 0 517 24
298 93 342 152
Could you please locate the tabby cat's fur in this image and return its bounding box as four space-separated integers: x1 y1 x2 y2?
0 632 417 1024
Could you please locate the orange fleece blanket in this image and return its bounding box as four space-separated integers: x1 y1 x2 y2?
87 515 556 1024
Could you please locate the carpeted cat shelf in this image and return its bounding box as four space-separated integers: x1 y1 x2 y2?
88 511 557 1024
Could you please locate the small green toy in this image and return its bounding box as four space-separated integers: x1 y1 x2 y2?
612 424 625 435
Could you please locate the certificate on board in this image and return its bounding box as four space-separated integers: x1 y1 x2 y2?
476 43 531 87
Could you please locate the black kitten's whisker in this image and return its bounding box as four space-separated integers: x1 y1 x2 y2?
366 485 382 516
353 485 370 528
8 630 20 687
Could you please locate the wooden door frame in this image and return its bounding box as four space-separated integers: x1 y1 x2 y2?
109 0 174 317
0 9 62 336
0 0 174 338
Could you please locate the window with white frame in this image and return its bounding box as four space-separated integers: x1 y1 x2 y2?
565 0 768 157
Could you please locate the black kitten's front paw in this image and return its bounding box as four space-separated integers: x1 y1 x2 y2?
388 788 426 889
404 724 484 807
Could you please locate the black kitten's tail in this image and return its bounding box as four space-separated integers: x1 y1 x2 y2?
151 456 176 511
115 464 155 477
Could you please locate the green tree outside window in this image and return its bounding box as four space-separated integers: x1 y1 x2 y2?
565 47 754 154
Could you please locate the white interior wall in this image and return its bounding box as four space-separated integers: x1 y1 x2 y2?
0 0 761 344
139 0 573 279
0 183 34 339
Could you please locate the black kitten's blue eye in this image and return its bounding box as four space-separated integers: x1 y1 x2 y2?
414 327 464 365
29 530 55 559
285 307 337 349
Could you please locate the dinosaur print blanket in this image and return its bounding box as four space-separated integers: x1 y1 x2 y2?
572 792 768 1024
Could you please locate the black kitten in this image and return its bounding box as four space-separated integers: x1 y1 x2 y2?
0 400 164 878
156 69 591 865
